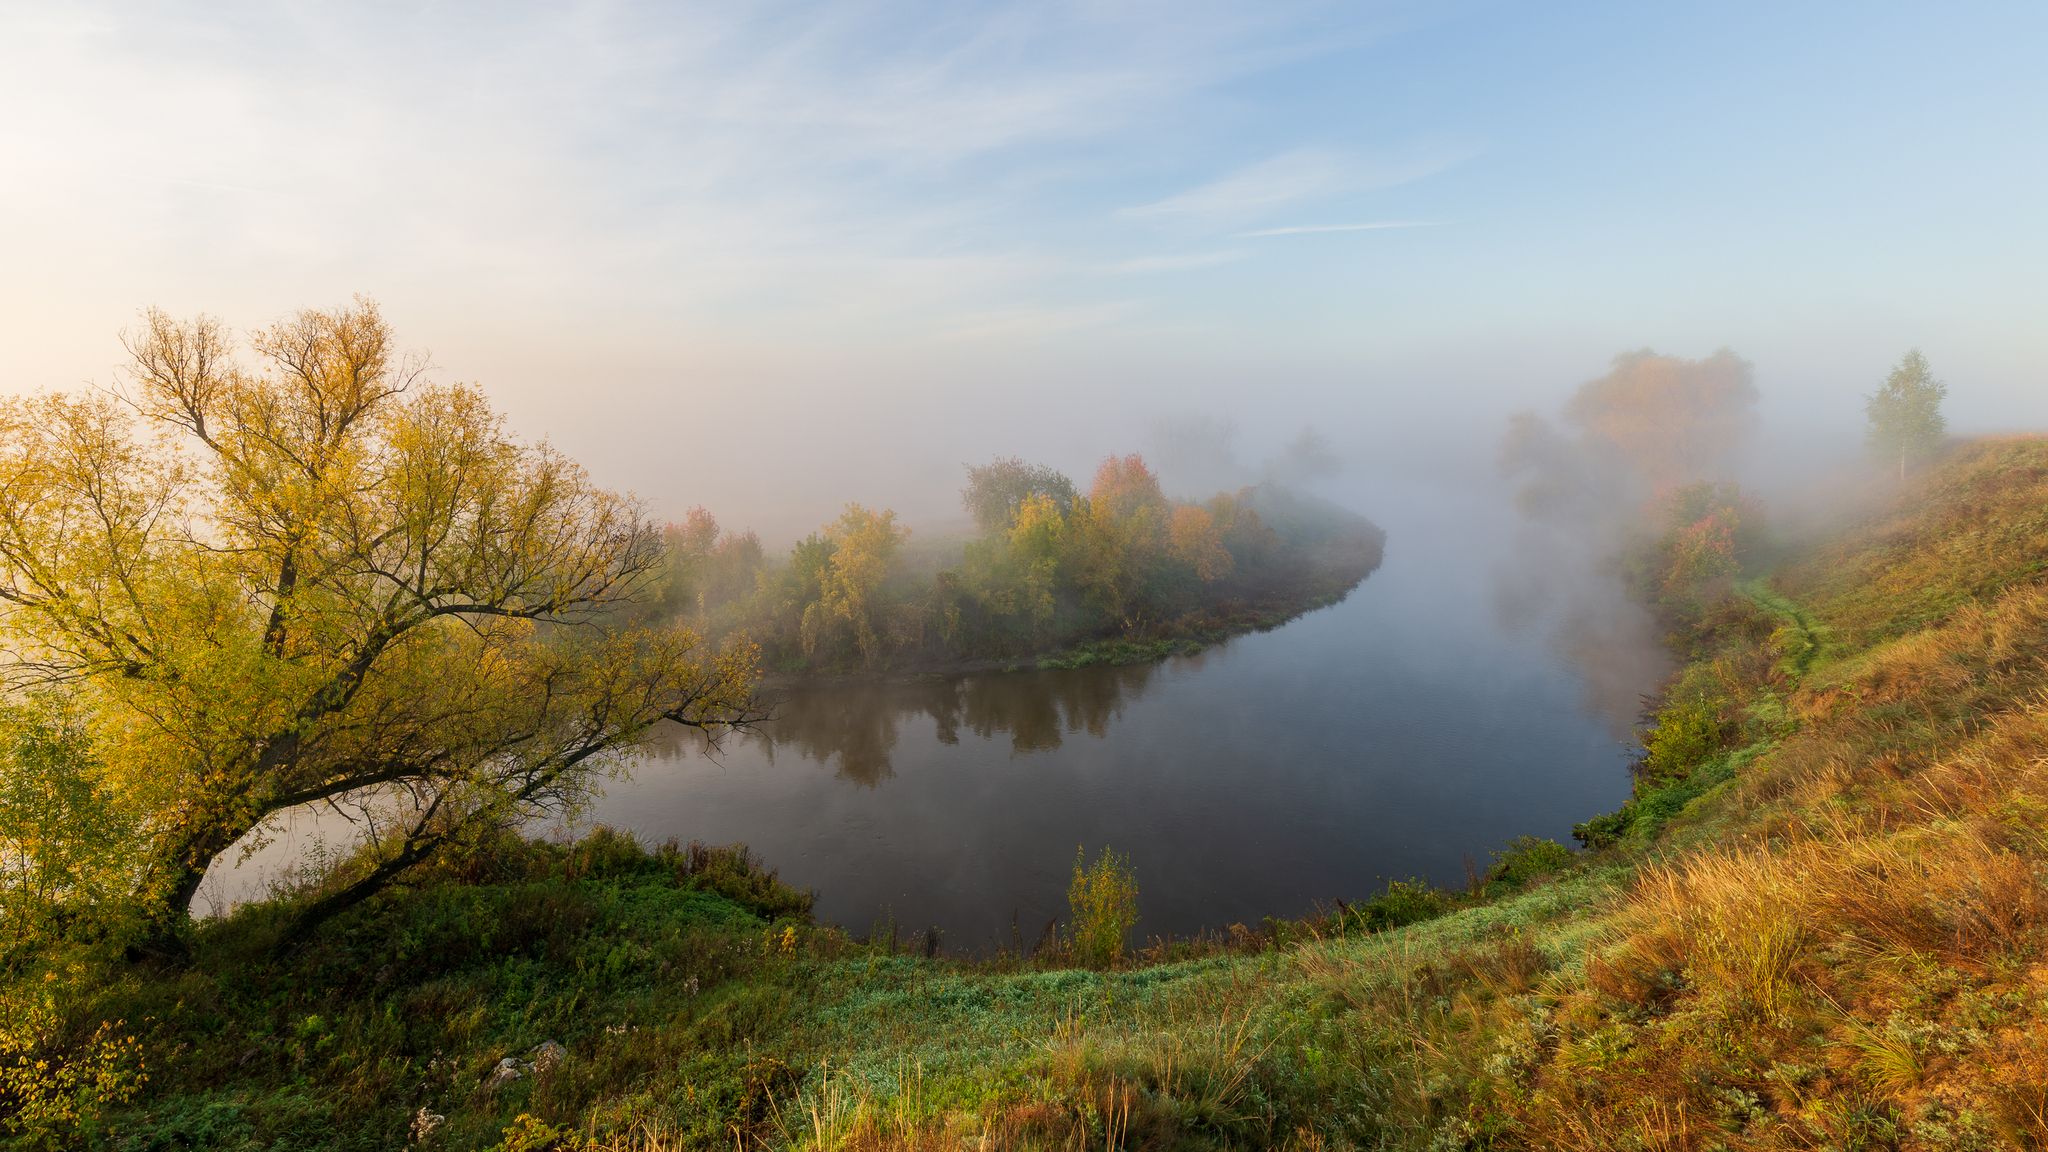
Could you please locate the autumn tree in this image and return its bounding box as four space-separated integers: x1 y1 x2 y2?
0 300 761 951
660 506 723 617
1205 491 1277 570
1007 493 1067 631
1071 455 1169 627
703 530 766 612
660 508 763 621
1168 505 1232 582
962 457 1076 535
1866 349 1948 479
1627 482 1765 622
815 504 906 667
782 533 837 658
1562 349 1758 494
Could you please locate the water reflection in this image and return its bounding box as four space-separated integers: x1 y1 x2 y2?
593 480 1651 948
642 661 1164 786
214 477 1667 946
1488 514 1670 743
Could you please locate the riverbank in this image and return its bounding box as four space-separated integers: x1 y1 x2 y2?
758 528 1383 686
750 492 1388 685
22 437 2048 1150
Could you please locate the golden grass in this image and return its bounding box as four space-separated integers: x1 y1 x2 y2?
1498 451 2048 1149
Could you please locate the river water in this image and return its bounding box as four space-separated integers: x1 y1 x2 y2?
577 477 1661 949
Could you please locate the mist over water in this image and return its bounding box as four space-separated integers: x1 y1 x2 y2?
582 469 1658 947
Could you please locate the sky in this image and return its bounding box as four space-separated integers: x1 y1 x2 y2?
2 1 2044 534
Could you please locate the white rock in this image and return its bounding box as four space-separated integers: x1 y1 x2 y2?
531 1040 568 1075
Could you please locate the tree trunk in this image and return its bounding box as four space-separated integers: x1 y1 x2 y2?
129 809 262 962
278 829 445 951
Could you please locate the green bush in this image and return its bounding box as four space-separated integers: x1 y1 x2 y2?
1344 879 1452 933
1639 693 1725 788
1484 837 1575 892
1067 846 1140 968
0 696 141 957
1576 748 1746 849
564 825 651 881
659 840 815 921
1573 807 1633 850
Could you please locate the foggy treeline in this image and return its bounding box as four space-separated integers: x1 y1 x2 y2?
643 451 1384 674
1491 343 1947 739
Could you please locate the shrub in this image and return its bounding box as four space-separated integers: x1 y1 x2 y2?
1639 693 1725 788
1484 837 1575 892
0 966 146 1149
1572 806 1632 850
0 697 140 956
1068 847 1140 968
492 1113 582 1152
659 841 815 921
564 825 652 881
1344 879 1453 933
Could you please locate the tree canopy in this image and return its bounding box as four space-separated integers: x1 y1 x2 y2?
1503 348 1760 521
657 451 1381 672
0 299 760 950
962 457 1076 535
1561 348 1758 493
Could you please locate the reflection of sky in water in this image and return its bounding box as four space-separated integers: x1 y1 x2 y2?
586 478 1658 949
211 477 1663 947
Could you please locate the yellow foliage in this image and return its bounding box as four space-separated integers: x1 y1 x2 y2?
1169 505 1233 582
0 968 145 1145
0 300 762 934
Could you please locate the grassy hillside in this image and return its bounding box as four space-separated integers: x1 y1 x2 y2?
20 438 2048 1150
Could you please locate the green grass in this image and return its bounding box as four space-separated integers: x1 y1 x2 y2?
32 818 1621 1151
30 847 1393 1148
1737 577 1829 677
23 437 2048 1151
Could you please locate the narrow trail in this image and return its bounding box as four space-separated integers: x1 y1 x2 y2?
1737 577 1823 680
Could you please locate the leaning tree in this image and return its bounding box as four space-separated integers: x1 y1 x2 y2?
0 299 760 951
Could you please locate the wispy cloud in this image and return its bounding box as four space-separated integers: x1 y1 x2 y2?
1122 150 1347 224
0 1 1360 343
1123 147 1470 230
1237 221 1436 238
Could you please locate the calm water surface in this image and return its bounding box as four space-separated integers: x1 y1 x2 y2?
580 480 1656 948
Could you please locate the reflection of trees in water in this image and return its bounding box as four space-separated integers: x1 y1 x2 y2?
954 663 1156 751
664 663 1163 787
762 686 906 786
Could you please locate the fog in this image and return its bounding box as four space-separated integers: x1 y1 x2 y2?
14 2 2048 936
4 3 2046 547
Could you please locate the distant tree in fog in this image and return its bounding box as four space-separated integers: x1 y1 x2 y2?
1146 413 1239 494
1562 349 1759 493
1498 410 1631 524
1866 349 1947 479
962 457 1076 534
1263 427 1341 489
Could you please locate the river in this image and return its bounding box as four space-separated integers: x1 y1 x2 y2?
576 476 1662 949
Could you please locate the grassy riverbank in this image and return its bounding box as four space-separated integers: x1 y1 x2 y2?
20 437 2048 1150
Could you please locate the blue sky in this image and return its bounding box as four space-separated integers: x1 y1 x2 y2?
2 1 2043 528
